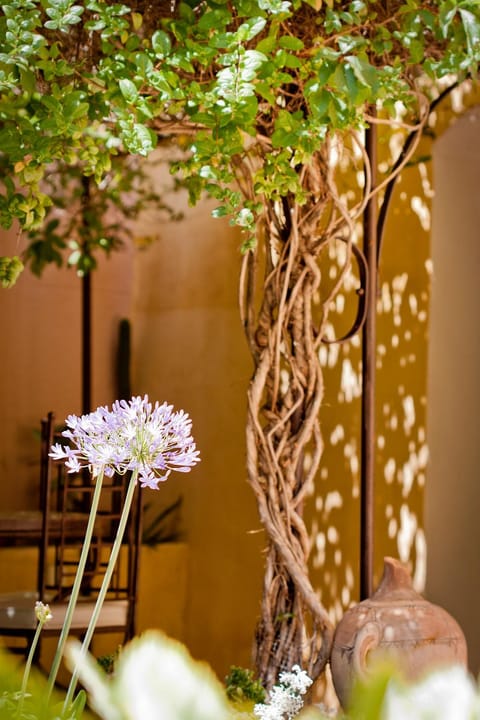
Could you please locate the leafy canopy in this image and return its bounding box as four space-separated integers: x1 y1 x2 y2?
0 0 479 283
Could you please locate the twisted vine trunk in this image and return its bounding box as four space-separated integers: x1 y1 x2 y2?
239 161 352 686
234 101 425 684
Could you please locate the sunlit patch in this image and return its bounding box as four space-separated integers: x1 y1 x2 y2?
400 457 415 497
409 294 418 315
402 395 415 434
384 458 396 484
324 490 343 513
411 195 431 231
413 529 427 593
397 504 418 563
418 162 434 199
327 526 339 544
341 585 350 606
340 359 361 403
330 425 345 446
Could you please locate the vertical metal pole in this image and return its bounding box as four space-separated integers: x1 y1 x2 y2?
81 175 92 416
360 121 378 600
82 271 91 415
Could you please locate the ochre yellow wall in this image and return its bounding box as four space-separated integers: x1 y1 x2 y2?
130 180 265 675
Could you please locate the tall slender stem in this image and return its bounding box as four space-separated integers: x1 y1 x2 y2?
16 617 44 718
47 470 105 699
63 471 138 714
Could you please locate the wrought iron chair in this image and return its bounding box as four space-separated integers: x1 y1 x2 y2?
0 411 142 657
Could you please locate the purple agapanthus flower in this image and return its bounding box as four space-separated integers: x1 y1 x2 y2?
49 395 201 488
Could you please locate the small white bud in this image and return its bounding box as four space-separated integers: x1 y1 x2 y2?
35 601 52 624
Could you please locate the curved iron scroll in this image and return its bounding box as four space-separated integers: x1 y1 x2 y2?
321 237 369 345
376 81 459 264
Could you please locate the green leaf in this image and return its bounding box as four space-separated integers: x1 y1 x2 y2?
304 83 331 120
133 52 154 76
240 50 267 80
278 35 304 51
439 1 457 39
119 78 138 102
257 0 291 14
130 123 156 155
0 255 24 288
282 52 302 69
256 36 276 54
236 17 267 42
197 8 230 32
459 8 480 55
151 29 172 57
337 34 366 53
64 91 89 120
211 205 229 218
255 80 276 104
346 54 378 89
235 207 254 227
70 689 87 719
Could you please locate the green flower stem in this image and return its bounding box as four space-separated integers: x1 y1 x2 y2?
47 469 105 700
63 470 138 715
16 616 45 718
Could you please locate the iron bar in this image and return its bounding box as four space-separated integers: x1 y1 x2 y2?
360 121 378 600
81 175 92 415
81 272 91 415
376 81 459 261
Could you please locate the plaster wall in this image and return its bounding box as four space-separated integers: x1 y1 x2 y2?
0 230 133 510
426 105 480 673
130 184 264 676
0 185 265 679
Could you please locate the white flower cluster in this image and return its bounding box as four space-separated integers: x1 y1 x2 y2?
254 665 313 720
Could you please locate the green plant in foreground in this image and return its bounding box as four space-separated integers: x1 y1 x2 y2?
225 666 266 705
96 649 120 676
0 648 86 720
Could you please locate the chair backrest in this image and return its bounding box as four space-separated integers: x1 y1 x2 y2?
38 412 142 641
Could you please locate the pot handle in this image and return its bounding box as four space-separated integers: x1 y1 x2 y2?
352 621 382 679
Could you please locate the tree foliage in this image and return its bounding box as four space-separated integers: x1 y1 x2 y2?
0 0 478 268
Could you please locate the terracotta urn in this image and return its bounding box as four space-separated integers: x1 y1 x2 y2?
330 556 467 708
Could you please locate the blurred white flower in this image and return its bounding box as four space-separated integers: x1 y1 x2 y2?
382 665 480 720
67 630 229 720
